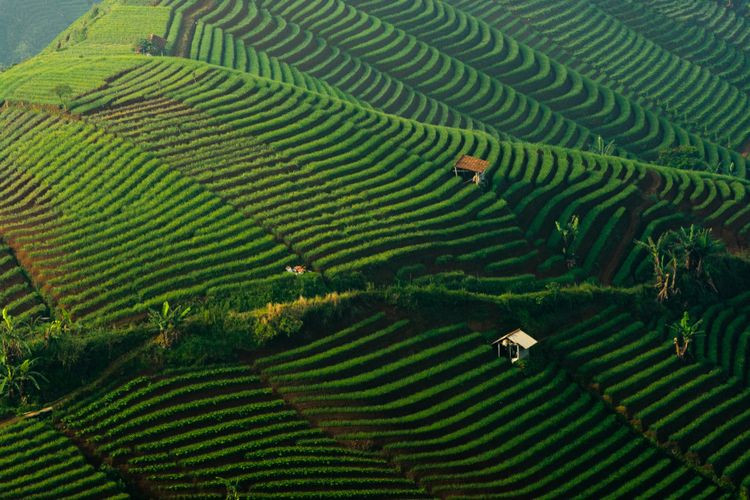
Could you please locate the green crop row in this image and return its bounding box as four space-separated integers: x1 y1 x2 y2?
647 0 750 55
254 315 719 497
0 420 126 500
72 59 542 286
496 0 750 150
550 308 750 487
174 0 748 176
690 292 750 385
59 365 428 498
593 0 750 95
0 102 293 322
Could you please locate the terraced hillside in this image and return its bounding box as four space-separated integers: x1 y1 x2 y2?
692 292 750 385
253 314 723 499
0 242 45 319
0 103 295 323
9 309 724 499
172 0 749 176
60 365 428 498
548 308 750 491
2 54 749 319
0 419 127 499
0 0 749 498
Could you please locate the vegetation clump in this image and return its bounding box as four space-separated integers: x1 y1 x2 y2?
0 308 46 404
670 311 703 361
149 301 192 348
638 225 725 302
657 146 710 172
135 36 163 56
252 293 347 344
555 214 580 269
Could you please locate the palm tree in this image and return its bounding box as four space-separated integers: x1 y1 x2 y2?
0 355 47 404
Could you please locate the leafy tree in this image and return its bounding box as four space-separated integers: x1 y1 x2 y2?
670 311 703 360
135 37 163 56
53 83 74 111
637 225 725 302
149 301 192 348
0 355 47 404
555 214 580 269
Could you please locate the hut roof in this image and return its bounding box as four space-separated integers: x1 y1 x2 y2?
455 155 489 173
492 329 538 349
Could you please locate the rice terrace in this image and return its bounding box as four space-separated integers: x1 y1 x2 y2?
1 0 750 498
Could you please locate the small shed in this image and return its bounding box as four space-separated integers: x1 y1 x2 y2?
453 155 489 184
492 329 538 364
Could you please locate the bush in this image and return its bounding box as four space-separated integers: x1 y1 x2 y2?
251 293 352 345
657 146 710 171
252 302 305 344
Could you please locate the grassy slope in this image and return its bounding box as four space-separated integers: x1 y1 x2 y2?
174 0 749 176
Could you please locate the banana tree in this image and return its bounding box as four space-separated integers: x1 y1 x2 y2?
637 235 679 302
555 214 580 269
1 307 27 362
0 355 47 404
671 225 723 291
148 301 192 348
670 312 703 360
589 136 616 156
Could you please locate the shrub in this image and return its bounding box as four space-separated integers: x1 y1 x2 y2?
657 146 710 171
251 293 349 345
252 302 305 344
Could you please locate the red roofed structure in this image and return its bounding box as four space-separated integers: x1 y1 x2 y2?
454 155 489 173
453 155 490 184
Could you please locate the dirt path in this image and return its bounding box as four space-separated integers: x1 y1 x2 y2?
174 0 217 58
599 171 661 285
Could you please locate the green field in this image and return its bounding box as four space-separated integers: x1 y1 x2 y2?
0 0 749 498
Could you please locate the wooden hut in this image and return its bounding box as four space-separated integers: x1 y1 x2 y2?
453 155 489 184
492 329 538 364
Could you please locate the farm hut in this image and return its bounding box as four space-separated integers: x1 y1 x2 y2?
492 329 538 364
454 155 489 185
